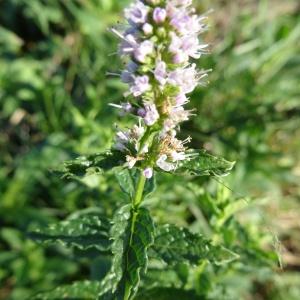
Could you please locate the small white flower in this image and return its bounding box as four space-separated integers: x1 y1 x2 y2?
143 23 153 35
126 156 138 169
156 155 175 172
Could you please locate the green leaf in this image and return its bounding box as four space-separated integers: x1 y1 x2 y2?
99 205 155 300
136 287 199 300
32 281 100 299
56 150 125 178
173 150 235 177
150 224 239 266
115 168 156 199
29 214 111 252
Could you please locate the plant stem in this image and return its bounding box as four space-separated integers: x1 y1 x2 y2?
123 172 146 300
133 171 146 208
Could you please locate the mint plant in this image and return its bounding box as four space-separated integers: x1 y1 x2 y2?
27 1 274 299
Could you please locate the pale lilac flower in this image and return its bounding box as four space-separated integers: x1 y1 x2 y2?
175 93 188 106
144 104 159 126
153 7 167 24
134 40 154 63
154 61 168 86
162 106 191 131
168 64 198 94
169 32 207 60
124 1 150 24
171 106 191 122
130 75 151 97
162 119 175 133
173 52 188 64
181 36 208 59
137 108 147 118
112 0 208 170
143 167 153 178
169 32 182 54
170 11 191 34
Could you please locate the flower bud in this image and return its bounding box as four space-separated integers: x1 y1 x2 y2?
143 167 153 179
142 23 153 35
153 7 167 23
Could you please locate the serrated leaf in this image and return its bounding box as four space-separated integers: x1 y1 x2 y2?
115 168 156 199
32 281 100 299
29 214 111 252
150 224 239 266
56 150 125 178
136 287 199 300
99 205 155 300
174 150 235 177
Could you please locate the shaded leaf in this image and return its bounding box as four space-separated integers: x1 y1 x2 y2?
29 214 111 252
136 287 199 300
56 150 125 178
99 205 155 300
150 224 239 266
32 281 100 299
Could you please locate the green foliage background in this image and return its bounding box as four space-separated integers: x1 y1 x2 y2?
0 0 299 299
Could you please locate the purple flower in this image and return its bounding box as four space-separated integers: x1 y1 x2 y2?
168 64 198 94
144 104 159 126
143 167 153 179
124 1 150 24
130 75 151 97
137 107 147 118
134 40 154 63
121 71 134 83
154 61 168 85
112 0 209 169
169 32 207 60
175 93 188 106
181 36 208 59
153 7 167 24
173 52 188 64
119 33 138 55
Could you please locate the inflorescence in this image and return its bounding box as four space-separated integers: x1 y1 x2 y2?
110 0 208 178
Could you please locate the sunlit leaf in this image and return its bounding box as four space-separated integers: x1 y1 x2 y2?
32 281 100 299
150 224 239 266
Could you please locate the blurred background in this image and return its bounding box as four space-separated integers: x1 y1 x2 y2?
0 0 299 299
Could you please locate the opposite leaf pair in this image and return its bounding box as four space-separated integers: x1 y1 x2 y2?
30 204 238 300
